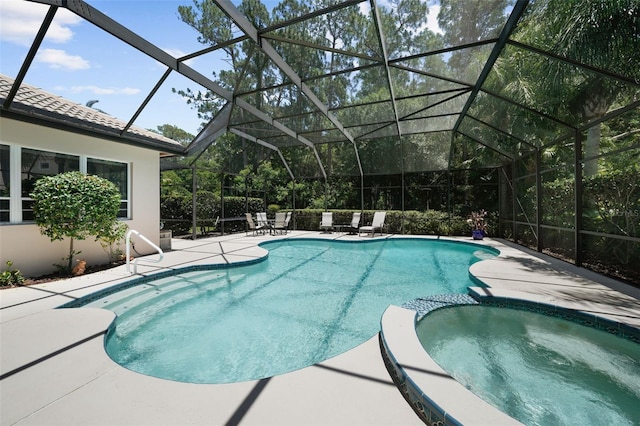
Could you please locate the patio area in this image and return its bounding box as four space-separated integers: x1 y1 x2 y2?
1 231 639 425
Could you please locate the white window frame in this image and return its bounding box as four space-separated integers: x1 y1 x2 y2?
1 144 131 224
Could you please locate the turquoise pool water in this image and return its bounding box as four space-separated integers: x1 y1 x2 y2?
87 238 496 384
416 305 640 425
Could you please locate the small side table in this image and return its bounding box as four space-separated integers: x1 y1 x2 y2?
333 224 348 234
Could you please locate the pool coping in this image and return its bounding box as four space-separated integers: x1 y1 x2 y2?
379 301 523 426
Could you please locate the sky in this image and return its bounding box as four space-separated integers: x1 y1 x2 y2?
1 0 442 137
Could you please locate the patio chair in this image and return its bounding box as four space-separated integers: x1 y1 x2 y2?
346 212 360 234
284 211 292 233
272 212 287 235
257 212 272 234
359 211 386 237
245 213 265 236
319 212 333 233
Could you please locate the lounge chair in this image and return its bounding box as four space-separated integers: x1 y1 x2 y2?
245 213 265 236
348 212 361 234
319 212 333 233
359 211 386 237
272 212 287 234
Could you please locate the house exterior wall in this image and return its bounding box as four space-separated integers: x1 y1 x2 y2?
0 117 162 277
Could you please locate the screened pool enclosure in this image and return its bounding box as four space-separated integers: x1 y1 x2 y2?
1 0 638 283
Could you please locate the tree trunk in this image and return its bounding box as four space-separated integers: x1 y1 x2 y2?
578 78 614 178
583 123 601 177
68 237 75 272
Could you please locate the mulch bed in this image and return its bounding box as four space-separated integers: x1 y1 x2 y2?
8 261 126 288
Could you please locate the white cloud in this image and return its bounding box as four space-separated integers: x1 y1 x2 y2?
69 85 141 96
0 0 81 45
36 48 90 70
46 12 82 43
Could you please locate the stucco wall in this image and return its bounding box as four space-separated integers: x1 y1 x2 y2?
0 118 162 277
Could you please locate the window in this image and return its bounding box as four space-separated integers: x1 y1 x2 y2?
20 148 80 221
0 146 131 223
0 144 9 222
87 158 129 218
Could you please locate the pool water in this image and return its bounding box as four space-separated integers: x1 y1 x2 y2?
88 238 495 384
416 305 640 425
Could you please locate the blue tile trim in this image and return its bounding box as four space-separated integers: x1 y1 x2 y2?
402 294 479 318
469 293 640 344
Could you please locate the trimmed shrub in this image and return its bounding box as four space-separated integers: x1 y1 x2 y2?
31 171 123 273
160 194 191 235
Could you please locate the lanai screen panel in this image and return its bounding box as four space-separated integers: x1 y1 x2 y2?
466 91 573 151
3 0 638 180
279 144 324 179
402 132 451 173
316 140 361 177
449 133 511 170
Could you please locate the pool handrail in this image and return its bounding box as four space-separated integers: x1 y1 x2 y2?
125 229 164 274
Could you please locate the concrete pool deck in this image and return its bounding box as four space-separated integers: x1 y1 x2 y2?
1 232 639 425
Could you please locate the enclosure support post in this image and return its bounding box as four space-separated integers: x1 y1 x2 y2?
361 174 364 214
324 179 328 211
192 166 197 240
574 130 584 267
498 166 503 237
446 170 452 225
220 172 226 235
400 138 405 235
292 179 296 230
535 148 542 252
512 160 517 240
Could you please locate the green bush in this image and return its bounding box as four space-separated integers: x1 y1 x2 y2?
31 171 122 273
267 204 280 215
160 194 267 236
403 210 451 235
195 190 220 234
160 194 191 235
1 261 25 287
223 196 263 217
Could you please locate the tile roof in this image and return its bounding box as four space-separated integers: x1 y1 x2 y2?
0 74 185 154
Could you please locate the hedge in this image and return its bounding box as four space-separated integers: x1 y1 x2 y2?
286 209 473 236
160 193 264 236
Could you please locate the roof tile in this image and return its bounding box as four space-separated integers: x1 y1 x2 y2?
0 74 184 152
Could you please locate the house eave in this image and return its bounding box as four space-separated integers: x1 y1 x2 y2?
0 108 186 156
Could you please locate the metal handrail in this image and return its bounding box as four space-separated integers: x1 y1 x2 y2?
126 229 164 274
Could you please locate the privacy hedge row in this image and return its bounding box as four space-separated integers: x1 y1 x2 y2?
161 194 477 237
160 192 264 235
287 209 472 236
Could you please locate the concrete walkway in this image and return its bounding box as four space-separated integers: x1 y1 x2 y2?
1 232 639 425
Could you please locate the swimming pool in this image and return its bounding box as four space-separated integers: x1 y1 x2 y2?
80 238 496 384
415 303 640 425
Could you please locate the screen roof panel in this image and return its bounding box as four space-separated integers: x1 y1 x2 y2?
2 0 638 180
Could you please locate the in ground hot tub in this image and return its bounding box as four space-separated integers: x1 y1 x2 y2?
380 295 640 426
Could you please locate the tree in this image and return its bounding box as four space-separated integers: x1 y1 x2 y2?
154 124 194 145
31 172 124 273
510 0 640 176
